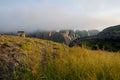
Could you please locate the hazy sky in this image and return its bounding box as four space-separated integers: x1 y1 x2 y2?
0 0 120 32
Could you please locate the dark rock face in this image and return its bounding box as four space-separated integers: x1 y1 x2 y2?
50 32 66 44
35 31 51 40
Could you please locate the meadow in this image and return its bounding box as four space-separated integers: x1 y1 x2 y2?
0 35 120 80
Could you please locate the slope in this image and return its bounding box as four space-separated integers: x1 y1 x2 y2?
0 35 120 80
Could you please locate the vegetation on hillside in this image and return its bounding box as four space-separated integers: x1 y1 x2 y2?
70 25 120 52
75 39 120 52
0 35 120 80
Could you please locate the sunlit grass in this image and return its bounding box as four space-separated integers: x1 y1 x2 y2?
0 35 120 80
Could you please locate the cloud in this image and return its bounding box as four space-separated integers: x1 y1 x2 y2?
0 0 120 32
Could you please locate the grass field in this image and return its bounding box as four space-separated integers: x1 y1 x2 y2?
0 35 120 80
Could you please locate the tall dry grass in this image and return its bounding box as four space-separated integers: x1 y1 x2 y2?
0 35 120 80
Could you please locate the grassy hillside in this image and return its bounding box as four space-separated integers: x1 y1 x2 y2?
0 35 120 80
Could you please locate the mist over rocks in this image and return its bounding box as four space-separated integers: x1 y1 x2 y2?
26 29 99 45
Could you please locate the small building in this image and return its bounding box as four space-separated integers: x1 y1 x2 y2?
17 31 25 37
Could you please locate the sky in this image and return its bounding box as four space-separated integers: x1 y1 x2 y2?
0 0 120 32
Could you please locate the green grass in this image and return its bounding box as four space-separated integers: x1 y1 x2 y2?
18 42 31 51
0 35 120 80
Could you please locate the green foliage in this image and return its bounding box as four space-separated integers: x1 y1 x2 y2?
78 40 120 52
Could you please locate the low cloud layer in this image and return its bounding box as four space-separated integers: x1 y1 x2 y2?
0 0 120 32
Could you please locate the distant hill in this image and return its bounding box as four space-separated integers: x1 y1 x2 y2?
100 25 120 34
69 25 120 52
98 25 120 39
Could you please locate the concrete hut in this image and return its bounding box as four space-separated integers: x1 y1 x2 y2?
17 31 25 37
